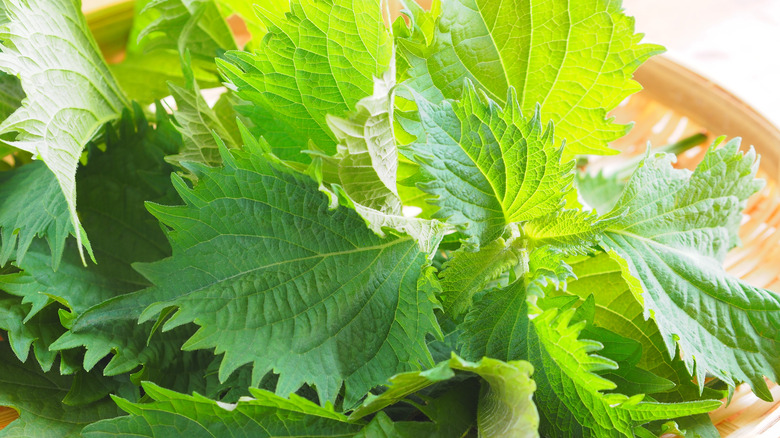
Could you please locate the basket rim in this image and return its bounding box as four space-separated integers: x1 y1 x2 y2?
634 55 780 181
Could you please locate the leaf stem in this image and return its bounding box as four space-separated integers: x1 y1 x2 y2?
615 132 708 180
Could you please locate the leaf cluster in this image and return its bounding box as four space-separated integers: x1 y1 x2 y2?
0 0 774 437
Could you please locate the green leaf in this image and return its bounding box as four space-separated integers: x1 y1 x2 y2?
350 380 478 437
1 110 239 398
354 411 458 438
0 72 23 123
566 295 678 398
0 341 122 437
18 107 178 314
139 0 237 61
347 200 447 256
0 0 129 260
438 237 521 318
81 382 364 438
577 170 626 214
166 53 240 170
0 296 61 371
533 305 720 436
217 0 392 163
83 376 471 438
323 66 401 214
350 354 539 438
1 107 182 375
398 0 663 158
553 252 724 403
408 82 574 246
95 142 440 405
600 139 780 400
670 414 720 438
460 282 720 437
459 281 531 365
0 163 70 270
525 247 576 297
523 209 611 256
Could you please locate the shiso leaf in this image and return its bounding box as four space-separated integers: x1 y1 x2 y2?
217 0 393 163
0 0 129 261
407 82 574 247
460 282 721 436
600 139 780 400
349 353 539 438
95 140 440 406
81 382 364 438
396 0 664 158
0 340 122 437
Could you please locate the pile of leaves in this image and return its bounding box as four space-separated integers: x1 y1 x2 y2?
0 0 777 436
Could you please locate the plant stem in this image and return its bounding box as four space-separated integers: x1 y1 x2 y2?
614 132 708 181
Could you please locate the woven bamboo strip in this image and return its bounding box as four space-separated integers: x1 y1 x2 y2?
0 408 16 431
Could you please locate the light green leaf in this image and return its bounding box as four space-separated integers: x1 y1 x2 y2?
212 90 245 146
396 159 441 219
215 0 281 42
139 0 237 61
408 82 574 246
0 0 129 261
398 0 663 158
523 209 612 256
302 65 426 251
577 170 626 214
556 252 722 404
349 201 446 256
600 139 780 400
439 237 521 318
350 354 539 438
217 0 392 163
460 282 721 437
95 141 440 405
574 253 732 403
524 246 576 297
324 65 402 214
165 54 239 170
109 0 231 104
81 382 364 438
0 341 122 438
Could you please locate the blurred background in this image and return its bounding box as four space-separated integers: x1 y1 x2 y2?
623 0 780 127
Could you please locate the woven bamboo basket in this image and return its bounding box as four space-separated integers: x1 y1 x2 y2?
2 1 780 436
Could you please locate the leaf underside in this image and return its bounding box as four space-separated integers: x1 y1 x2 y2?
0 0 129 259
